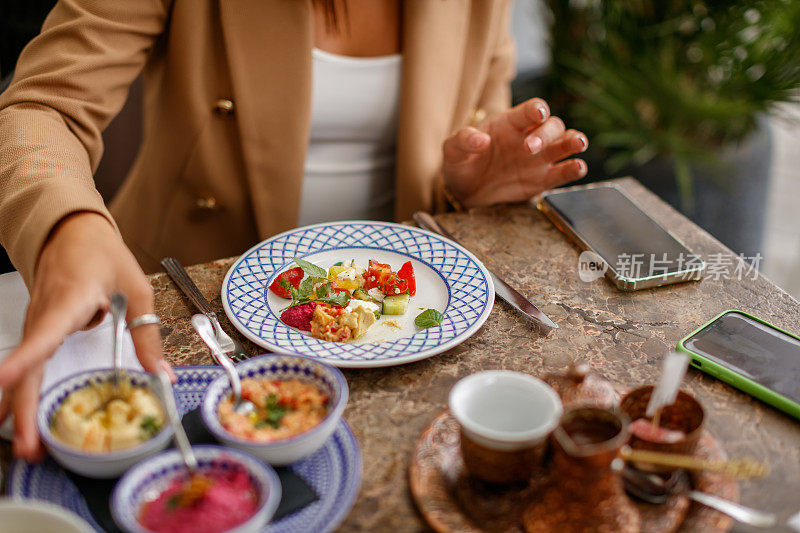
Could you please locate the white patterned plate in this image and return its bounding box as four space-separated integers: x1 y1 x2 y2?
8 367 362 533
221 221 495 368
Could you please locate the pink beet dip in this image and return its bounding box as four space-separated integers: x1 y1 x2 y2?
280 301 317 331
138 468 258 533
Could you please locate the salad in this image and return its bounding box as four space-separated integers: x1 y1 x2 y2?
268 257 438 343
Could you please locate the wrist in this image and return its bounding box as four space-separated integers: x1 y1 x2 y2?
47 211 115 242
37 211 119 273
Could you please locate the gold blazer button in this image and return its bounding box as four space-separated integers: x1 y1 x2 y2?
213 99 235 115
195 196 219 210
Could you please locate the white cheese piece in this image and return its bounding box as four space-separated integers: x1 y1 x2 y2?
345 299 381 315
337 268 357 281
367 288 385 302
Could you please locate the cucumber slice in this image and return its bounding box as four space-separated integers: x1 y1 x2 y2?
382 293 409 315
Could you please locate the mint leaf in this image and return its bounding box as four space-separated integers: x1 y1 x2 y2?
298 276 318 297
293 257 327 279
316 282 331 298
415 309 444 329
278 278 292 292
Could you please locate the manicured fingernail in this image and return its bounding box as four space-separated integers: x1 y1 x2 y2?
578 135 588 150
159 359 177 382
577 160 587 175
526 136 543 154
469 134 486 148
537 105 548 121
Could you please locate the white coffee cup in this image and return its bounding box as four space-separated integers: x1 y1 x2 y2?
449 371 563 483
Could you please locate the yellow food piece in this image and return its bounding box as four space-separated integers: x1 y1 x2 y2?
327 265 364 291
52 378 165 453
345 306 376 339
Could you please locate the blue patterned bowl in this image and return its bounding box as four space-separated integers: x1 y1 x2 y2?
37 369 174 478
201 354 348 465
111 445 281 533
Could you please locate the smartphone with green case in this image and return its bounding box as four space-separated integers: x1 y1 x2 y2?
676 310 800 420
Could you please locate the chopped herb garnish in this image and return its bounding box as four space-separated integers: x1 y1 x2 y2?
166 494 181 511
140 416 161 437
255 393 288 429
415 309 444 329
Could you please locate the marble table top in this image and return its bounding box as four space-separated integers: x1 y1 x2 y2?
150 178 800 532
4 178 798 532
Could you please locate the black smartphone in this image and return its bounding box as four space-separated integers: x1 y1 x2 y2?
538 185 704 290
678 310 800 419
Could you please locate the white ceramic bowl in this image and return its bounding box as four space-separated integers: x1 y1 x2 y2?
201 354 348 465
111 445 281 533
0 498 95 533
37 369 174 478
449 370 563 451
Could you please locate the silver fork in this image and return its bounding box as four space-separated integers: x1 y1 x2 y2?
161 257 250 362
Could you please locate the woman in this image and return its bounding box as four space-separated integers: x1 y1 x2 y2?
0 0 587 460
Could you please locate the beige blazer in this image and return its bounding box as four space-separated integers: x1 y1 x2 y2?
0 0 515 284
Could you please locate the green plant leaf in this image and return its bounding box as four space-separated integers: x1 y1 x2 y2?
415 309 444 329
316 282 331 298
293 257 327 279
318 290 350 308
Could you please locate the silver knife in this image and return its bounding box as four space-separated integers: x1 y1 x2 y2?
413 211 558 329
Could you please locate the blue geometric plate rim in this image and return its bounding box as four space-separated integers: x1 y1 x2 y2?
7 366 363 533
221 220 495 368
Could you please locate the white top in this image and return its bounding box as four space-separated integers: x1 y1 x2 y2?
298 48 403 226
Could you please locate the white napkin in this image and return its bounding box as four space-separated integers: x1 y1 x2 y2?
0 271 142 440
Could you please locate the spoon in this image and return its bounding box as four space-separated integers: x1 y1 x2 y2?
191 314 256 416
621 466 777 528
620 445 769 480
156 370 214 506
110 292 128 390
646 351 689 426
156 369 197 473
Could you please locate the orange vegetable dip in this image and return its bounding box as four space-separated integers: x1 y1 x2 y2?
218 378 329 442
138 469 257 533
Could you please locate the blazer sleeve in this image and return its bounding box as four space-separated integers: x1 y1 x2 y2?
477 0 516 119
434 0 516 213
0 0 170 285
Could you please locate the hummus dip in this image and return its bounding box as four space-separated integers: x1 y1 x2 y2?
51 378 165 453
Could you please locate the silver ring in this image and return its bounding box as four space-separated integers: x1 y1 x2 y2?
127 313 161 329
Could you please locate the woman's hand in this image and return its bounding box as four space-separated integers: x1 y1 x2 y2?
442 98 588 208
0 212 174 461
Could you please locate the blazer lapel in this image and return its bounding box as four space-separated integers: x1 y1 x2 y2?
219 1 313 238
395 0 470 220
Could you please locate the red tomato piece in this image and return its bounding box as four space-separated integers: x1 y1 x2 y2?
268 266 304 298
363 260 392 291
364 259 412 296
397 261 416 296
382 272 408 295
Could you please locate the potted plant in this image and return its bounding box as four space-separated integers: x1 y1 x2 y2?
542 0 800 258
